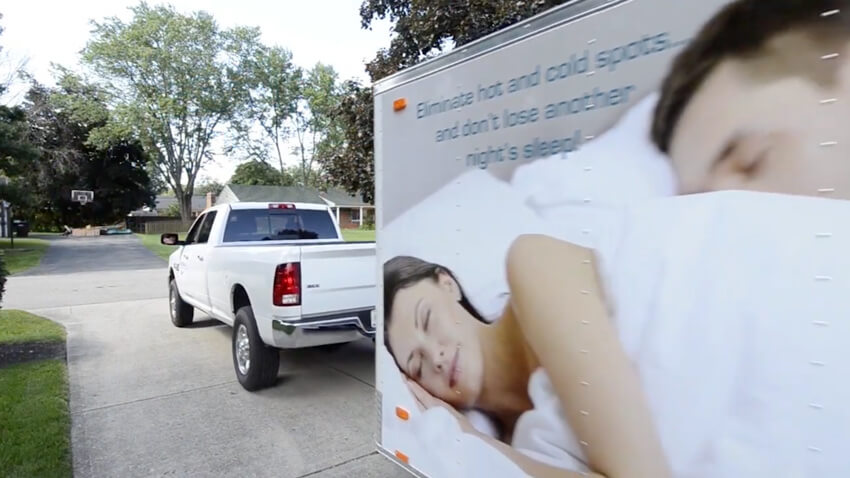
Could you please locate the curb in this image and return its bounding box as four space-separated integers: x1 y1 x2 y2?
0 340 67 368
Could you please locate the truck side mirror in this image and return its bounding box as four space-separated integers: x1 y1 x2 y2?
161 233 183 246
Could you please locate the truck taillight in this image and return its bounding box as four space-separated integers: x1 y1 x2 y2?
273 263 301 306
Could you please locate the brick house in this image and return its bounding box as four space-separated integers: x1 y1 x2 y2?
214 184 374 229
318 189 373 229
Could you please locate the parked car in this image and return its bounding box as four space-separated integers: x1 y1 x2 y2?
161 201 376 391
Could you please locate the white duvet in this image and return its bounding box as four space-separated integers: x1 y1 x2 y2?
513 191 850 477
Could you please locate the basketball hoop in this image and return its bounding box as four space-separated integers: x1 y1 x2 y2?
72 190 94 206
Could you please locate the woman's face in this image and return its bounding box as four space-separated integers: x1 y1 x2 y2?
387 272 485 408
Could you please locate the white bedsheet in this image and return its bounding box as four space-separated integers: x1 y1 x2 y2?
512 191 850 476
509 91 676 252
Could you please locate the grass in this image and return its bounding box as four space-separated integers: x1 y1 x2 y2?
0 310 66 345
342 229 375 242
0 238 50 275
0 360 71 478
0 310 71 478
137 233 182 261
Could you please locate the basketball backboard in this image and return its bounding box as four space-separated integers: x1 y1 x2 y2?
71 190 94 205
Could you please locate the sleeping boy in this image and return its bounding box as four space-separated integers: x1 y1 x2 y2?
652 0 850 200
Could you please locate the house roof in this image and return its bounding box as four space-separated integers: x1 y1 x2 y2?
319 188 371 207
224 184 326 204
128 195 207 215
155 195 208 211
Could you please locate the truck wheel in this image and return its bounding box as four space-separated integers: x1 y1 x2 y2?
232 306 280 391
169 279 194 328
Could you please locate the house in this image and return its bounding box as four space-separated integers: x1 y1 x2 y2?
318 188 373 229
215 184 374 229
128 195 208 217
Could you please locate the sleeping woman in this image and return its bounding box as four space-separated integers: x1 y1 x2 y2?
383 191 850 478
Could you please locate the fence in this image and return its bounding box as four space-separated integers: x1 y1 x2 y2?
142 220 192 235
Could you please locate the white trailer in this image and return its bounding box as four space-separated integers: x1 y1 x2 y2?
373 0 845 476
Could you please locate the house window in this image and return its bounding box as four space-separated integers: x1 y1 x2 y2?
350 208 361 224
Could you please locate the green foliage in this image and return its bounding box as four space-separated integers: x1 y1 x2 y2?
82 2 263 220
20 76 156 230
229 159 294 186
301 63 344 181
236 46 302 172
328 0 573 202
0 103 37 177
195 180 225 196
0 253 7 306
360 0 570 80
325 81 375 203
163 202 181 218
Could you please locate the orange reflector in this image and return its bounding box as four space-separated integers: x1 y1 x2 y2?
395 406 410 421
393 98 407 111
395 450 409 463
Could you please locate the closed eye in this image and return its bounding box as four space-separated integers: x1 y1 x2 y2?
714 133 770 176
423 310 430 332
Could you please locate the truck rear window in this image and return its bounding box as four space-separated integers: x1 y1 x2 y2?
222 208 339 242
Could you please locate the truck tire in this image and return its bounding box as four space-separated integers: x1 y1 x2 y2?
169 279 194 327
232 306 280 391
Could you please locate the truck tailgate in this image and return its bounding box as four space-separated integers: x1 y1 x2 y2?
298 242 376 317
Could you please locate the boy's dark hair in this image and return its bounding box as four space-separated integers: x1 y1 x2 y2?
652 0 850 154
382 256 485 360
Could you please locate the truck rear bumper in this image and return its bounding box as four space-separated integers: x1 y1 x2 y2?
271 308 376 349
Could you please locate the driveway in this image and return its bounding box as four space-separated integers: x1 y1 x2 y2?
5 235 403 477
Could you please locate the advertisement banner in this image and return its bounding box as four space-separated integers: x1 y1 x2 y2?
374 0 850 476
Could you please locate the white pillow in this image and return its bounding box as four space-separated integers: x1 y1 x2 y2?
380 168 555 321
511 91 676 215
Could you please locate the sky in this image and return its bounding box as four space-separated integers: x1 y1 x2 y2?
0 0 393 185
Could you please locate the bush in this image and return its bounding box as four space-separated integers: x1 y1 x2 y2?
0 254 9 307
363 209 375 229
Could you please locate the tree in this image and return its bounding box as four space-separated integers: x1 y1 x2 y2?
237 46 302 174
229 159 294 186
81 2 263 220
0 98 36 176
328 0 573 202
0 13 29 105
291 63 342 188
0 16 37 176
20 75 155 229
195 180 224 196
323 81 374 202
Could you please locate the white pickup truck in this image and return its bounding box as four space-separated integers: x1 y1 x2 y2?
160 201 376 391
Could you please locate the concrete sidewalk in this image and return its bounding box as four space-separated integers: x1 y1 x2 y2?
5 236 402 477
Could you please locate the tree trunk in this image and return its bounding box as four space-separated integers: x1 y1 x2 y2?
179 192 193 221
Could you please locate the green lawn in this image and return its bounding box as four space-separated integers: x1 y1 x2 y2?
137 233 182 261
0 310 66 345
0 238 50 275
0 361 71 478
0 310 71 478
342 229 375 242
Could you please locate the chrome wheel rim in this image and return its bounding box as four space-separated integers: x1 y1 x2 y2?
236 324 250 375
169 288 177 317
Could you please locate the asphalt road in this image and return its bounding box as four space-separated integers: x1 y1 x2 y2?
5 235 404 478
